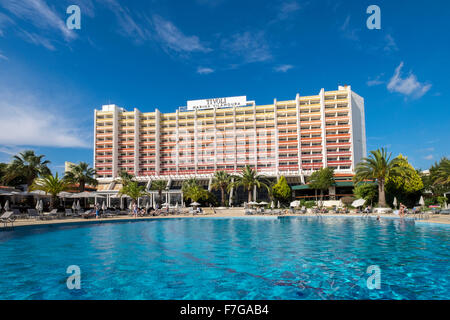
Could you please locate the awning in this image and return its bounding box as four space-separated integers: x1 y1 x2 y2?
292 181 375 190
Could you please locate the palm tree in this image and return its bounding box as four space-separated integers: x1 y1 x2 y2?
150 180 167 205
432 157 450 187
233 165 268 203
118 181 148 205
30 173 70 210
354 148 412 207
211 170 232 207
182 178 207 203
115 169 134 187
5 150 51 189
64 162 97 192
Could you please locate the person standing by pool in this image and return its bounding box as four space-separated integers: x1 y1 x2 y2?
95 203 100 219
132 202 138 218
399 203 405 218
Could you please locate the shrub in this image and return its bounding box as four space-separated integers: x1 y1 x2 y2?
304 201 316 208
341 196 355 207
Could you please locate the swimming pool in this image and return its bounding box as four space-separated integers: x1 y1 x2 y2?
0 216 449 299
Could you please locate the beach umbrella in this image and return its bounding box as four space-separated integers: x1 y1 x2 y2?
128 201 133 210
290 200 300 208
102 201 107 211
271 201 274 209
35 199 40 211
175 203 179 209
259 201 268 205
120 199 124 210
39 200 44 213
4 200 9 211
0 202 2 211
190 202 200 206
419 196 425 206
146 202 150 210
277 201 280 208
352 198 366 208
76 200 81 211
393 197 398 208
72 201 77 210
58 192 72 198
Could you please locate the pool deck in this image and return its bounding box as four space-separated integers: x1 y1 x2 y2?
2 209 450 230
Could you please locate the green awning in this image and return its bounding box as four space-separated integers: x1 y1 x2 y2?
292 181 375 190
334 181 354 187
292 185 310 190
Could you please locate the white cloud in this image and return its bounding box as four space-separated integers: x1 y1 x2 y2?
99 0 152 43
277 1 301 20
367 74 384 87
340 15 359 41
387 62 432 99
0 51 7 60
424 155 433 160
221 31 272 63
0 0 76 42
20 31 56 51
0 12 15 37
274 64 294 72
0 93 90 148
152 15 211 53
197 67 214 74
384 34 398 52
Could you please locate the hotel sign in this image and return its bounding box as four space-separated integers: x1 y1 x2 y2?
187 96 247 110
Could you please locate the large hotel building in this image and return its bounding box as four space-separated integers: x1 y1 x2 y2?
94 85 366 204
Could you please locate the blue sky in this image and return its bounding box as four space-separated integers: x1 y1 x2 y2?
0 0 449 174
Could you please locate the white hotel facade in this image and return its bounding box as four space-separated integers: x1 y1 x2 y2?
94 85 366 204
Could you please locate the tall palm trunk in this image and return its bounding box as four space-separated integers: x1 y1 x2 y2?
220 187 225 207
378 179 386 207
50 195 57 210
248 187 252 202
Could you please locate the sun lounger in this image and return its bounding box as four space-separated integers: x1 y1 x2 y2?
65 209 73 217
1 211 16 227
27 208 40 219
11 209 27 219
81 210 95 219
103 210 116 218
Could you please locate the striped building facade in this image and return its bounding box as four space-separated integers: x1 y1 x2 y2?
94 85 366 191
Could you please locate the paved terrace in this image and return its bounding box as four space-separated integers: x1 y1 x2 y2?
2 208 450 230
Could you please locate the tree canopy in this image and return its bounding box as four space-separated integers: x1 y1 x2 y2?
118 181 148 203
272 176 292 204
308 167 335 202
3 150 51 188
354 148 412 207
64 162 97 192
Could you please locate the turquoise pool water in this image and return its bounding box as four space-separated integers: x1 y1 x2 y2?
0 216 448 299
